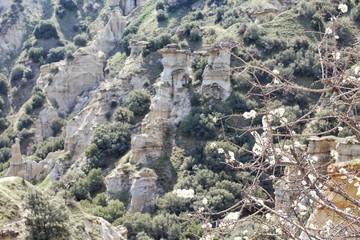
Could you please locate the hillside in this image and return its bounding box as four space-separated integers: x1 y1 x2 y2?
0 0 360 239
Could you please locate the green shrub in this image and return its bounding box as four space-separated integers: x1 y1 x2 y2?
85 122 131 169
114 107 134 124
94 199 125 223
23 68 34 80
226 92 258 113
0 97 4 111
47 47 66 63
87 168 104 193
65 50 74 61
188 27 202 42
74 34 87 47
10 65 25 83
59 0 77 11
114 213 152 239
28 47 45 63
56 5 66 18
127 89 151 116
31 88 46 109
191 56 207 82
0 74 8 95
156 192 192 215
34 136 64 159
156 1 165 10
0 117 8 131
147 33 172 52
157 9 168 22
0 147 11 163
51 118 64 136
34 21 58 39
71 179 90 200
17 115 33 130
179 112 217 139
177 24 201 41
93 193 107 207
243 24 263 43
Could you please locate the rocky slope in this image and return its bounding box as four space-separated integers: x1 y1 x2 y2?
1 0 360 239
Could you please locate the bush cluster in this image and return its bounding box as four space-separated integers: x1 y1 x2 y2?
177 24 202 42
74 34 87 47
34 136 64 159
47 47 66 63
85 122 131 169
70 168 104 200
34 21 58 39
127 89 151 116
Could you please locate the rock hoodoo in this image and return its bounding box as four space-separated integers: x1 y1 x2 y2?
201 42 232 100
5 138 62 181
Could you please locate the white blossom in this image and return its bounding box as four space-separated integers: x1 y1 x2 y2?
262 225 270 231
338 3 348 13
202 198 208 205
297 202 307 215
269 158 276 166
265 213 272 220
330 150 339 161
325 28 332 35
339 167 348 174
272 69 280 75
270 107 285 118
335 35 339 39
308 173 317 184
280 117 288 124
355 66 360 75
309 190 317 198
269 175 275 180
210 142 217 149
174 189 195 199
218 148 224 154
242 110 257 119
338 126 344 132
273 78 280 84
335 51 341 60
228 150 236 163
201 223 212 229
309 156 318 163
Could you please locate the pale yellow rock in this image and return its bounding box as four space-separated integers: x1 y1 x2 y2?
128 168 158 213
201 43 232 100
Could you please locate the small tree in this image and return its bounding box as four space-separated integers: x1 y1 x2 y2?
34 21 58 39
127 89 151 116
25 190 69 240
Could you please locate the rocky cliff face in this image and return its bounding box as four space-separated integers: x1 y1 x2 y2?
0 0 44 65
273 136 360 238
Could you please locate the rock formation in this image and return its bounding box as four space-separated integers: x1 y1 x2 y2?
0 0 44 64
201 42 232 100
128 168 158 212
273 136 360 237
129 40 148 59
129 45 191 165
119 0 144 15
107 45 191 212
5 138 64 181
300 159 360 239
